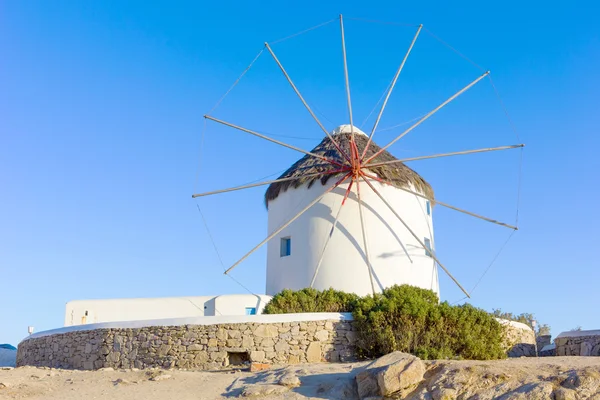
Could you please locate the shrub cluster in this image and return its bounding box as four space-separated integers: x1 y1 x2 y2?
262 288 359 314
263 285 506 360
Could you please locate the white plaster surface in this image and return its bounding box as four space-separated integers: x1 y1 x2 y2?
496 318 534 332
23 312 353 343
266 176 438 297
65 294 272 327
556 329 600 339
332 125 367 136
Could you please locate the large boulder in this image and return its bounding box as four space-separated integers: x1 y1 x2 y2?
355 351 425 399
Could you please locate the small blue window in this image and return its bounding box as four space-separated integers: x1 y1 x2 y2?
426 200 431 216
424 238 432 257
280 237 291 257
245 307 256 315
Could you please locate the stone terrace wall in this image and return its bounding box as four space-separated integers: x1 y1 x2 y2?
555 331 600 356
17 320 356 370
499 319 536 357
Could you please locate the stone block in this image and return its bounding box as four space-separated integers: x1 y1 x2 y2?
250 351 265 362
254 325 279 338
314 330 329 342
306 342 321 363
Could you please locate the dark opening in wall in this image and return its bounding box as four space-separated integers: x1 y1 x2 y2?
227 351 250 366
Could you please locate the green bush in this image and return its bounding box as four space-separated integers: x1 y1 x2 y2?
353 285 505 360
262 287 359 314
264 285 506 361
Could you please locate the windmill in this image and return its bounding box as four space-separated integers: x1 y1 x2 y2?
193 16 523 299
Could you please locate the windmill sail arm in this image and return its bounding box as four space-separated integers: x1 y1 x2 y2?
204 115 346 168
366 144 524 167
310 196 346 288
192 169 348 198
264 43 352 164
362 24 423 160
361 172 517 230
224 173 352 275
339 15 356 145
364 70 490 165
361 175 470 298
355 177 377 295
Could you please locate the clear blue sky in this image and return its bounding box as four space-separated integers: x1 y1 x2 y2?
1 1 599 346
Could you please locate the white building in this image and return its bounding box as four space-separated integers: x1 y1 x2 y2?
265 125 438 297
63 125 437 327
64 294 271 326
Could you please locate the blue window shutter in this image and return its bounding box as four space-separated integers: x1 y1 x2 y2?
280 237 291 257
424 238 432 257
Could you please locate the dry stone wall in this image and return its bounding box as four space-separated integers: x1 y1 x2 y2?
498 320 536 357
555 332 600 356
17 320 356 370
17 316 536 370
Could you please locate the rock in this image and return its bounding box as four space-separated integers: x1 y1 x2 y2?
432 387 458 400
581 342 593 356
288 354 300 364
314 330 329 342
306 342 321 363
322 379 360 399
502 382 554 399
241 384 290 397
250 351 265 362
278 372 301 388
0 382 10 389
274 341 290 352
149 374 172 382
99 367 114 372
554 387 578 400
250 363 271 372
254 325 279 338
355 352 425 399
113 378 133 385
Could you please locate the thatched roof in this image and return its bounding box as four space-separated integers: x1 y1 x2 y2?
265 128 434 207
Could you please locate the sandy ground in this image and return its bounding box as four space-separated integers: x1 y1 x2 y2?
2 357 600 399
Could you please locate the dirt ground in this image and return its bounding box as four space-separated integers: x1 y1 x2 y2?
2 357 600 399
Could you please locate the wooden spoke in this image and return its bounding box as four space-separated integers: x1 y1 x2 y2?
265 43 352 164
355 176 377 295
204 115 346 168
362 24 423 160
339 14 355 145
361 172 517 230
224 173 352 275
364 71 490 165
361 175 470 298
310 195 345 288
366 144 524 168
192 169 348 198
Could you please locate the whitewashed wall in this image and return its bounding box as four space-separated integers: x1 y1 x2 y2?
64 294 272 327
266 175 438 297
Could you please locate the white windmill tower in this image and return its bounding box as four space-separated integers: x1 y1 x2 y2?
194 16 523 300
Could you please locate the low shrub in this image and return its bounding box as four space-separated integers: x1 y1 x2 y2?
263 285 506 360
262 287 359 314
